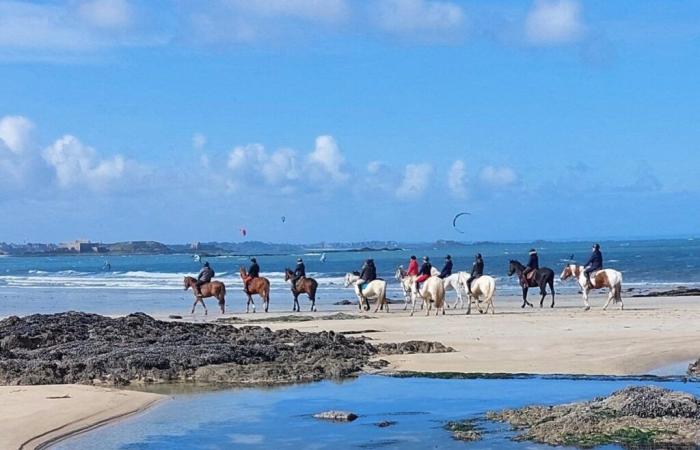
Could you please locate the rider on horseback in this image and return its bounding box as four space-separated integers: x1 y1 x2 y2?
522 249 539 285
196 262 214 297
291 257 306 292
407 255 419 276
244 257 259 294
584 243 603 288
415 256 432 291
467 253 484 294
438 255 453 279
357 259 377 303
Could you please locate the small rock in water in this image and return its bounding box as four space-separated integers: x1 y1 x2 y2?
375 420 396 428
334 299 355 305
313 410 358 422
168 315 183 319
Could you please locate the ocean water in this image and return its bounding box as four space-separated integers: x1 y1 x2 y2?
55 375 700 450
0 239 698 317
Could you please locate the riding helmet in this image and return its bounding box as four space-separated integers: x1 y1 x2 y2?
529 249 537 254
593 243 600 250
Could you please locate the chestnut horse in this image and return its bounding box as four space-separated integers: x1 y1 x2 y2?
284 268 318 312
183 276 226 315
239 267 271 313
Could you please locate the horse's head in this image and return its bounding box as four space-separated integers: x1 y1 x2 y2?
394 266 405 280
284 269 291 281
239 266 246 278
183 276 193 290
343 272 353 287
507 260 517 276
560 264 576 281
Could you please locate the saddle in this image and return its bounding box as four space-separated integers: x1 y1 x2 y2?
294 278 306 291
520 271 537 287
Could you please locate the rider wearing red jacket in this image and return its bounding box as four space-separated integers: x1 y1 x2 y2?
407 255 419 276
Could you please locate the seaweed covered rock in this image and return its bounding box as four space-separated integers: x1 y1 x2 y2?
488 386 700 448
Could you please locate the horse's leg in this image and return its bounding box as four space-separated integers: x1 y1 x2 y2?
201 297 208 315
521 287 533 308
582 286 591 311
539 284 546 308
219 293 225 314
549 279 555 308
603 289 614 311
410 291 417 317
191 297 197 314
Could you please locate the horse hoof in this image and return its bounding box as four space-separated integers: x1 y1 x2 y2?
584 306 591 311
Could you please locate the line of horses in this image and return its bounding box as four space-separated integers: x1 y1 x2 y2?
182 260 623 316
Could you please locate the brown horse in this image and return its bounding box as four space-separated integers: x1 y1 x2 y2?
239 267 271 313
284 268 318 312
183 276 226 315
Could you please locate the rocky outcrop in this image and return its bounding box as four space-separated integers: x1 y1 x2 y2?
689 360 700 378
488 386 700 448
313 411 358 422
444 420 482 441
0 312 452 386
374 341 454 355
632 287 700 298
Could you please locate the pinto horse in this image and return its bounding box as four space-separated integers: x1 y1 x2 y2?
183 276 226 315
239 267 271 313
560 264 623 311
507 260 556 308
284 268 318 312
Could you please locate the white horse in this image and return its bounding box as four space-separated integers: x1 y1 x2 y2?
457 274 497 314
560 264 623 311
343 272 389 313
395 267 446 316
430 267 469 310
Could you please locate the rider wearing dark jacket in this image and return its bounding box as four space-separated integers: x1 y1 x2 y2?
467 253 484 294
196 262 214 296
584 244 603 287
439 255 453 279
360 259 377 283
291 258 306 291
244 258 259 294
415 257 432 290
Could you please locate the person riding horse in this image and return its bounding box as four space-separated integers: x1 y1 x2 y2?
244 257 259 294
438 255 453 279
467 253 484 295
584 243 603 288
407 255 419 276
196 261 214 296
415 256 432 291
521 249 539 285
357 259 377 303
291 257 306 293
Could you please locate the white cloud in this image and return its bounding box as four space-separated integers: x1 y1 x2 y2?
367 161 383 174
307 135 348 183
480 165 518 187
78 0 133 29
228 0 349 24
525 0 585 45
372 0 465 37
447 159 467 198
192 132 207 151
0 115 34 154
42 135 129 190
227 143 299 191
396 163 432 199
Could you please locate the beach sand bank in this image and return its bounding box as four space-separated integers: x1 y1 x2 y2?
229 293 700 376
0 385 165 450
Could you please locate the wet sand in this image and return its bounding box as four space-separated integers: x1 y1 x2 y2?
0 385 164 450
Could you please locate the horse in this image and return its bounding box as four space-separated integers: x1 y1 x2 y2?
183 276 226 315
395 267 446 316
239 267 271 313
284 268 318 312
507 260 556 308
343 272 389 313
560 264 623 311
430 267 469 311
457 273 497 314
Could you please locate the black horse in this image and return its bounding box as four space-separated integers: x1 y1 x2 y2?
507 260 556 308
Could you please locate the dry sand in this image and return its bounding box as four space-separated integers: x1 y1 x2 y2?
0 385 165 450
238 293 700 376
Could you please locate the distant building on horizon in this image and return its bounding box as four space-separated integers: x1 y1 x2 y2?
60 239 108 253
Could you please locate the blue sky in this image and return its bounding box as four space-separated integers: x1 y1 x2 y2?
1 0 699 243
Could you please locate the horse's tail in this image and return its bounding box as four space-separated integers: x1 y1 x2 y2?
615 272 623 302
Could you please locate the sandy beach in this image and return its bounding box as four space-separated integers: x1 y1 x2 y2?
234 293 700 376
0 385 165 450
